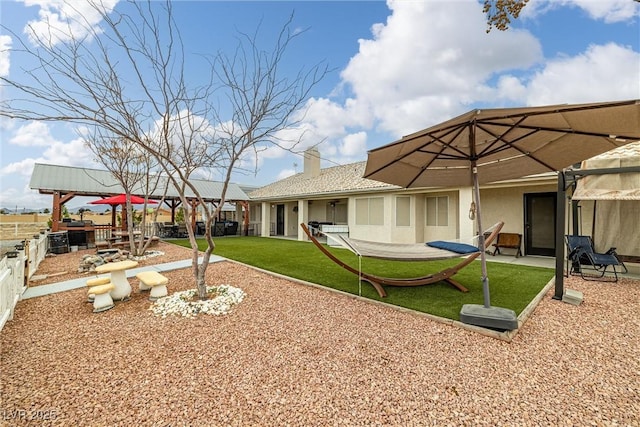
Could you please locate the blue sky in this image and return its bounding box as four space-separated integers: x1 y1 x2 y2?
1 0 639 210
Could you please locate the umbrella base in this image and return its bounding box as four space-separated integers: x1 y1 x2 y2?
460 304 518 331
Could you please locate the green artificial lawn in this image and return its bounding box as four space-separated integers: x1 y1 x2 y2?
173 236 554 321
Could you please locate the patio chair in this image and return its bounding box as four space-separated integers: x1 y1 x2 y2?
155 222 167 238
565 235 627 282
164 222 178 237
176 223 188 238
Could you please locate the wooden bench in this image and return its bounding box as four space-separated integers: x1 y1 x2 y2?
95 241 110 250
111 237 159 248
492 233 522 257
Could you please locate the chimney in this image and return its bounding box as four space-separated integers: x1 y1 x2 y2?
303 147 320 178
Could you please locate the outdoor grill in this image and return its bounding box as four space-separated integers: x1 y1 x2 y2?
66 221 88 246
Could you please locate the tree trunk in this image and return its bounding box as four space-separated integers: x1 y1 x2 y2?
195 248 213 300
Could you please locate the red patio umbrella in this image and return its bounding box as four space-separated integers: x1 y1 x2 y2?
89 194 157 230
89 194 157 205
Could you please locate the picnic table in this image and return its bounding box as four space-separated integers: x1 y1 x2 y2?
95 260 139 300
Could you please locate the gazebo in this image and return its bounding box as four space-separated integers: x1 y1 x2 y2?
29 163 250 235
570 141 640 264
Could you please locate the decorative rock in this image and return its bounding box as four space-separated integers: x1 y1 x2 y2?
77 250 134 273
76 249 163 273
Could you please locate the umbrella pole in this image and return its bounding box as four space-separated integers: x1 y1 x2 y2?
472 165 491 308
459 165 518 330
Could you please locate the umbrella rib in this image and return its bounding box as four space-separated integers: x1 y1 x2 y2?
477 118 639 145
405 125 474 187
474 121 558 172
473 99 639 123
364 124 469 180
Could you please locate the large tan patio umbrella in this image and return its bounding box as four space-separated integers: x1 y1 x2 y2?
364 99 640 330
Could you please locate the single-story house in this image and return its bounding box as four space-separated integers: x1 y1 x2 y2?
248 144 639 273
248 148 560 256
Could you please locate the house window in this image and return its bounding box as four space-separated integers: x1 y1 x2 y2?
250 204 261 222
426 196 448 226
355 197 384 225
395 196 411 226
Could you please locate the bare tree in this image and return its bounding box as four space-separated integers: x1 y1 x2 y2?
135 16 330 298
1 0 214 295
1 0 328 299
85 133 165 256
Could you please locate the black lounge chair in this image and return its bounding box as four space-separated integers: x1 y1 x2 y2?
565 235 627 282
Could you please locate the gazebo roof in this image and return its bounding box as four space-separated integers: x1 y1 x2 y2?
30 163 250 202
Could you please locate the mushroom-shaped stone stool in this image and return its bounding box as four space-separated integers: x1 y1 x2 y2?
86 277 111 303
135 271 169 301
90 283 116 313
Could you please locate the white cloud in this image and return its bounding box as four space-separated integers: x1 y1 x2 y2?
41 135 94 167
574 0 640 22
524 43 640 105
296 0 638 158
0 35 11 120
300 0 543 143
495 75 528 102
302 97 373 139
9 121 58 147
0 131 96 207
276 168 296 180
20 0 119 45
0 35 11 76
524 0 640 23
339 132 367 158
1 157 38 177
2 122 95 177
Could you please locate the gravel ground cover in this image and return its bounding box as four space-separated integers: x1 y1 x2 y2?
28 241 194 286
1 243 639 426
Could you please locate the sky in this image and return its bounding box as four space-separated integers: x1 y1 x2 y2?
0 0 639 210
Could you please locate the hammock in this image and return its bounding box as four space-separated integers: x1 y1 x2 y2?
337 236 483 261
301 221 504 298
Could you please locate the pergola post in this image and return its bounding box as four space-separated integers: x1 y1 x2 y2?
51 191 61 232
50 191 75 232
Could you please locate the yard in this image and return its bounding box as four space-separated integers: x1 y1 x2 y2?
0 240 638 425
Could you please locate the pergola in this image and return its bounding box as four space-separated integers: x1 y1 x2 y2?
29 163 250 233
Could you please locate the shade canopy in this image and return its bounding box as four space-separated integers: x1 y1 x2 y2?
572 141 640 201
363 99 640 330
89 194 157 206
364 100 640 188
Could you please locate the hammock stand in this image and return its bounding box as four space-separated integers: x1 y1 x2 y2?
300 221 504 298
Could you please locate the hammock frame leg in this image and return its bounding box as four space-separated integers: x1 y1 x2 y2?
360 278 387 298
444 277 469 293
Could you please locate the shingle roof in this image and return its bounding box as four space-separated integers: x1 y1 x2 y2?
30 163 249 201
249 161 398 200
250 142 640 201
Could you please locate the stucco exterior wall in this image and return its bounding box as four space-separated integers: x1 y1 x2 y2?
347 190 462 244
479 184 557 237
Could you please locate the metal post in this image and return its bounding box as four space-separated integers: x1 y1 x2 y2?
472 163 490 308
554 171 566 300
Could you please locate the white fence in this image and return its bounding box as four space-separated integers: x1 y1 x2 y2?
0 233 48 332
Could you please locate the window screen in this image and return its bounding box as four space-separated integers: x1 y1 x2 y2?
395 196 411 226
